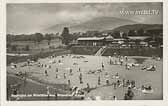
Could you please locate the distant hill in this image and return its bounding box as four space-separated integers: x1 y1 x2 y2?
107 24 163 33
42 17 137 33
42 23 73 34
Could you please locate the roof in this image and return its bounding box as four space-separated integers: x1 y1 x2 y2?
140 41 147 45
77 37 105 41
105 35 114 39
128 36 150 40
105 35 114 41
113 38 126 41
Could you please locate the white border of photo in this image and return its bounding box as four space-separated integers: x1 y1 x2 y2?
1 0 168 106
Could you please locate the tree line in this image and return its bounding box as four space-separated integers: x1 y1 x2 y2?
7 33 61 43
7 27 162 46
61 27 163 45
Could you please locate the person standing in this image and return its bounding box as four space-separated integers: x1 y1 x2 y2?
54 90 58 100
55 74 58 79
120 58 124 65
68 79 71 85
98 76 101 85
125 56 128 61
110 59 112 65
113 82 116 89
64 73 66 79
69 69 73 75
106 79 109 85
86 83 90 93
125 64 128 70
49 65 51 69
79 73 83 84
87 83 90 89
122 79 126 87
113 96 117 100
47 86 50 100
126 80 130 87
102 63 104 70
130 80 135 88
45 70 48 76
117 80 120 87
56 68 58 72
46 86 50 96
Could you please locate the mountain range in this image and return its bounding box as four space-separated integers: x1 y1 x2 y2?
42 16 138 33
109 24 163 33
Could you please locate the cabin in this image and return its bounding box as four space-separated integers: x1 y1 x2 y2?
127 36 150 47
76 35 157 48
77 35 127 47
77 37 105 46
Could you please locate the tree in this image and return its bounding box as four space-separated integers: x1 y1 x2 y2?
122 32 128 38
61 27 71 45
113 31 120 38
128 30 136 36
11 45 17 51
34 33 43 43
137 28 144 36
25 45 30 51
45 34 52 45
7 42 11 48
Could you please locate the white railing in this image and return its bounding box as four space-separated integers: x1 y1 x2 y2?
95 46 107 56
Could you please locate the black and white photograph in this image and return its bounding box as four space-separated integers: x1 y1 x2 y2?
4 1 165 101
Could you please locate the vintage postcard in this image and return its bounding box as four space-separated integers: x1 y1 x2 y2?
0 0 168 106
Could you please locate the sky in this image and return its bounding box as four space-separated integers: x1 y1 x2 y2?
7 3 163 34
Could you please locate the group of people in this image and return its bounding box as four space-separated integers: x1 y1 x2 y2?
109 55 128 65
9 53 157 100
